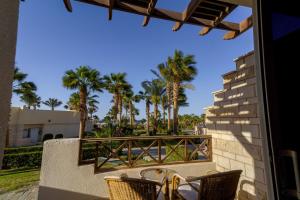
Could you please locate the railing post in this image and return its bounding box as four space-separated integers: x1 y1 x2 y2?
184 139 188 161
94 141 99 172
158 139 162 163
128 140 132 167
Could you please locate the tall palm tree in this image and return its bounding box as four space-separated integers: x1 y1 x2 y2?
62 66 103 138
152 61 173 133
142 79 165 134
169 50 197 134
160 94 167 128
43 98 62 111
104 73 131 125
123 90 141 127
139 87 152 135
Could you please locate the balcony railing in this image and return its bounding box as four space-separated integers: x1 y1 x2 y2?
78 135 212 173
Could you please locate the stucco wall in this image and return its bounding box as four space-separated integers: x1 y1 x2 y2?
38 139 216 199
8 108 92 147
0 0 19 168
205 51 268 199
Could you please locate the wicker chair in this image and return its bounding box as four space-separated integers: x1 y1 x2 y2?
104 176 163 200
171 170 242 200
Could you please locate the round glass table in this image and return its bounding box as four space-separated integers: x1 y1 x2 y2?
140 168 177 200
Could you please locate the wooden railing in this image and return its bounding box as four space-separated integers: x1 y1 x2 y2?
78 135 212 173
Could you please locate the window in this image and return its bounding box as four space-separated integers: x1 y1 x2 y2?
23 128 31 138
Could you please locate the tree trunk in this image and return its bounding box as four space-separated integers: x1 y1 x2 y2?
113 93 118 122
173 81 180 134
118 95 122 126
162 99 166 128
79 88 87 138
166 82 172 132
129 101 133 127
51 106 54 111
146 101 150 135
153 103 158 135
0 0 19 169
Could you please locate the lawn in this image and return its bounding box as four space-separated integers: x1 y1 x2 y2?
0 168 40 194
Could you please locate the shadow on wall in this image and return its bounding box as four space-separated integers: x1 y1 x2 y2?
38 186 107 200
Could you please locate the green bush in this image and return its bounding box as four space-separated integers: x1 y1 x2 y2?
4 146 43 154
165 145 198 162
2 151 42 169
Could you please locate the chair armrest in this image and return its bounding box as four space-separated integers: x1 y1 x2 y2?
171 173 186 191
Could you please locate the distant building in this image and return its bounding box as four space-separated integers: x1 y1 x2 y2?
7 107 92 147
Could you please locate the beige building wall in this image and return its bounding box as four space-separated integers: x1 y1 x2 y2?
205 51 268 199
0 0 19 168
8 107 92 147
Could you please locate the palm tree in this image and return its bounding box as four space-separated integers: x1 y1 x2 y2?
65 92 80 111
62 66 103 138
43 98 62 111
169 50 197 134
88 95 99 118
160 94 167 128
123 90 141 127
20 92 41 110
142 79 165 134
104 73 131 125
139 87 152 135
13 67 37 100
152 61 173 133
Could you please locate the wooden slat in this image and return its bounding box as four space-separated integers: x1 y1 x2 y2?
108 0 116 20
76 0 240 31
199 4 237 36
63 0 73 12
223 15 253 40
142 0 157 26
173 0 204 31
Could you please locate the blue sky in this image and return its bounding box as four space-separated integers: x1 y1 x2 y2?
12 0 253 119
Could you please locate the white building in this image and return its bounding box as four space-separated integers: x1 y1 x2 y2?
7 107 92 147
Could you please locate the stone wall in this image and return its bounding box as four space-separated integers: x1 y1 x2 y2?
205 51 268 200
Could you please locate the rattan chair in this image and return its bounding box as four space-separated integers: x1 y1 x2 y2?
104 176 163 200
171 170 242 200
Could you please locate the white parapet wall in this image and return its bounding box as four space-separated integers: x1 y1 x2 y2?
38 138 216 200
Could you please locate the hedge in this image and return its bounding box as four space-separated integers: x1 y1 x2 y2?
4 145 43 154
2 151 42 169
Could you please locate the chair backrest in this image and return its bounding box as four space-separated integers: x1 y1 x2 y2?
104 176 161 200
198 170 242 200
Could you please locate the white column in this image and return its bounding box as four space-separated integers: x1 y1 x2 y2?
0 0 19 169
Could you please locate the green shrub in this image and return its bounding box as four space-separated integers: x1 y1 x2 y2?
4 146 43 154
2 151 42 169
165 145 198 162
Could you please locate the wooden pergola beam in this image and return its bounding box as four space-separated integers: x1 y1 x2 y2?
199 4 237 36
64 0 73 12
142 0 158 26
75 0 240 32
108 0 116 20
172 0 204 31
223 15 253 40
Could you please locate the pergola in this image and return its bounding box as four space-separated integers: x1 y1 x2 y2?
63 0 253 40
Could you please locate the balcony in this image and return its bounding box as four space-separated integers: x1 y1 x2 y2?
38 136 216 199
